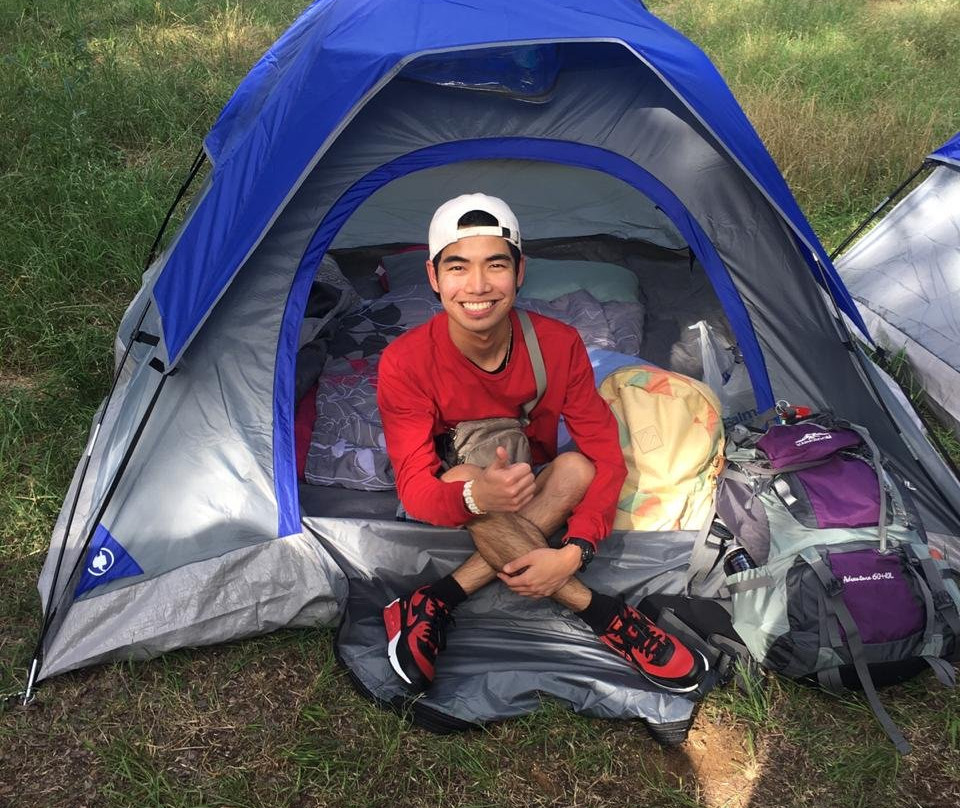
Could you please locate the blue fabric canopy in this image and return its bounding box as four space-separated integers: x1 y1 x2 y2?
929 131 960 167
151 0 863 365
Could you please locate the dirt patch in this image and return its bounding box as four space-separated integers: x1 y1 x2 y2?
0 373 38 395
673 713 763 807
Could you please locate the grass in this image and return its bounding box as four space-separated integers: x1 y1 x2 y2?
879 348 960 465
2 1 960 807
656 0 960 247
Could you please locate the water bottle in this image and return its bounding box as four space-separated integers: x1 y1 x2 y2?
723 547 757 575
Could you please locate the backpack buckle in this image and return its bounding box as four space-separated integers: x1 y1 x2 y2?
824 576 844 598
933 591 955 611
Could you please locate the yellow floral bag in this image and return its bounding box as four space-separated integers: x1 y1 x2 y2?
599 365 724 531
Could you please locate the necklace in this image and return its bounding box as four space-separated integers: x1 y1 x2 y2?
501 327 514 366
480 325 513 374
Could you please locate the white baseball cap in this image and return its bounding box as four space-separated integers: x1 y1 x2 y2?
428 193 521 260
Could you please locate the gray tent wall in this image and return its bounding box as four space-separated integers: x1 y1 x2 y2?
38 45 960 680
837 161 960 436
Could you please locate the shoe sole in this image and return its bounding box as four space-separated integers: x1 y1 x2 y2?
636 649 710 694
383 598 413 686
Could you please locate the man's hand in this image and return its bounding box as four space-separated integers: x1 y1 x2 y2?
471 446 536 513
497 545 582 599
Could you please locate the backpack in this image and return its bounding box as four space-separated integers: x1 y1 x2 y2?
688 411 960 754
598 365 724 531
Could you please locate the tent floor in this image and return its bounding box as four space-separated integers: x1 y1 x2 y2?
299 482 400 520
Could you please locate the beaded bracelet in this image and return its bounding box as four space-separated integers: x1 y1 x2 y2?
463 479 486 516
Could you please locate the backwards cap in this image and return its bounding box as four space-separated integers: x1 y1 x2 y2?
428 193 521 259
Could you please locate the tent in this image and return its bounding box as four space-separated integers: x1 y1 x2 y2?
28 0 960 738
835 132 960 436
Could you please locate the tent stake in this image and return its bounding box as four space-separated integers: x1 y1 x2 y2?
21 658 39 706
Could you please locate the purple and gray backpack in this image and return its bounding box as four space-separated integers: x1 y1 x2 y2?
688 414 960 754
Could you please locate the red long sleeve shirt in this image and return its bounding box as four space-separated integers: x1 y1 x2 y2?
376 309 626 545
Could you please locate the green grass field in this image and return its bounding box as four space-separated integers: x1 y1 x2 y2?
2 1 959 806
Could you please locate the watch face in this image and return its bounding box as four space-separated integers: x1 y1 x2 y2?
566 538 593 567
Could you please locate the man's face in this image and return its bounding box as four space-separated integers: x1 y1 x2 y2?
426 235 525 338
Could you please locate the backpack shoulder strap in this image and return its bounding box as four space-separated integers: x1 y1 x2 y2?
516 309 546 421
799 547 912 754
685 517 730 596
843 422 890 550
904 543 960 651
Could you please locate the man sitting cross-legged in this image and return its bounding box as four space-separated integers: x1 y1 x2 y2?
376 193 708 694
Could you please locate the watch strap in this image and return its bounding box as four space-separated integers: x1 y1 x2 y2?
562 537 595 572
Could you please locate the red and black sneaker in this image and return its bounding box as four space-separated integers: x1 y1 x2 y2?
383 585 454 691
598 602 708 693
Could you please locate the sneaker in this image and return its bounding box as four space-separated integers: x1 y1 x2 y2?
598 602 708 693
383 585 454 691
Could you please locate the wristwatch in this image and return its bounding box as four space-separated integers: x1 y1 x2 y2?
562 537 595 572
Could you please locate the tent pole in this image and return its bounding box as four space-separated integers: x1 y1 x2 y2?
21 301 153 705
22 368 170 704
21 147 203 705
829 162 928 261
143 147 206 270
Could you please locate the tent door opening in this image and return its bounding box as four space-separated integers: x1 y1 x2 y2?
285 150 772 522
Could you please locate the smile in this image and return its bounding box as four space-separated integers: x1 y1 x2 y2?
460 301 495 311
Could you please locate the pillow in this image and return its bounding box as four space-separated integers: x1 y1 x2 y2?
377 248 430 292
379 250 641 304
517 290 645 355
519 258 640 302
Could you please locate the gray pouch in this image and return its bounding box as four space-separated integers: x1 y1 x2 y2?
442 310 546 470
447 417 532 468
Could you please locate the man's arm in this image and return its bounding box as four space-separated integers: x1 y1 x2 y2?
377 347 473 526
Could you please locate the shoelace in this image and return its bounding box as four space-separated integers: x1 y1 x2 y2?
637 624 671 664
421 599 455 654
617 613 672 665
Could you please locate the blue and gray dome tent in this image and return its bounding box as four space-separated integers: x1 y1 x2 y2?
29 0 960 735
836 131 960 437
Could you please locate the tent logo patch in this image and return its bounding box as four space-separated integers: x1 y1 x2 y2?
74 525 144 599
87 547 115 576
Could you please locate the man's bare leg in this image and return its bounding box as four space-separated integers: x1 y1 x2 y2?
389 453 707 693
442 453 596 610
434 464 499 594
